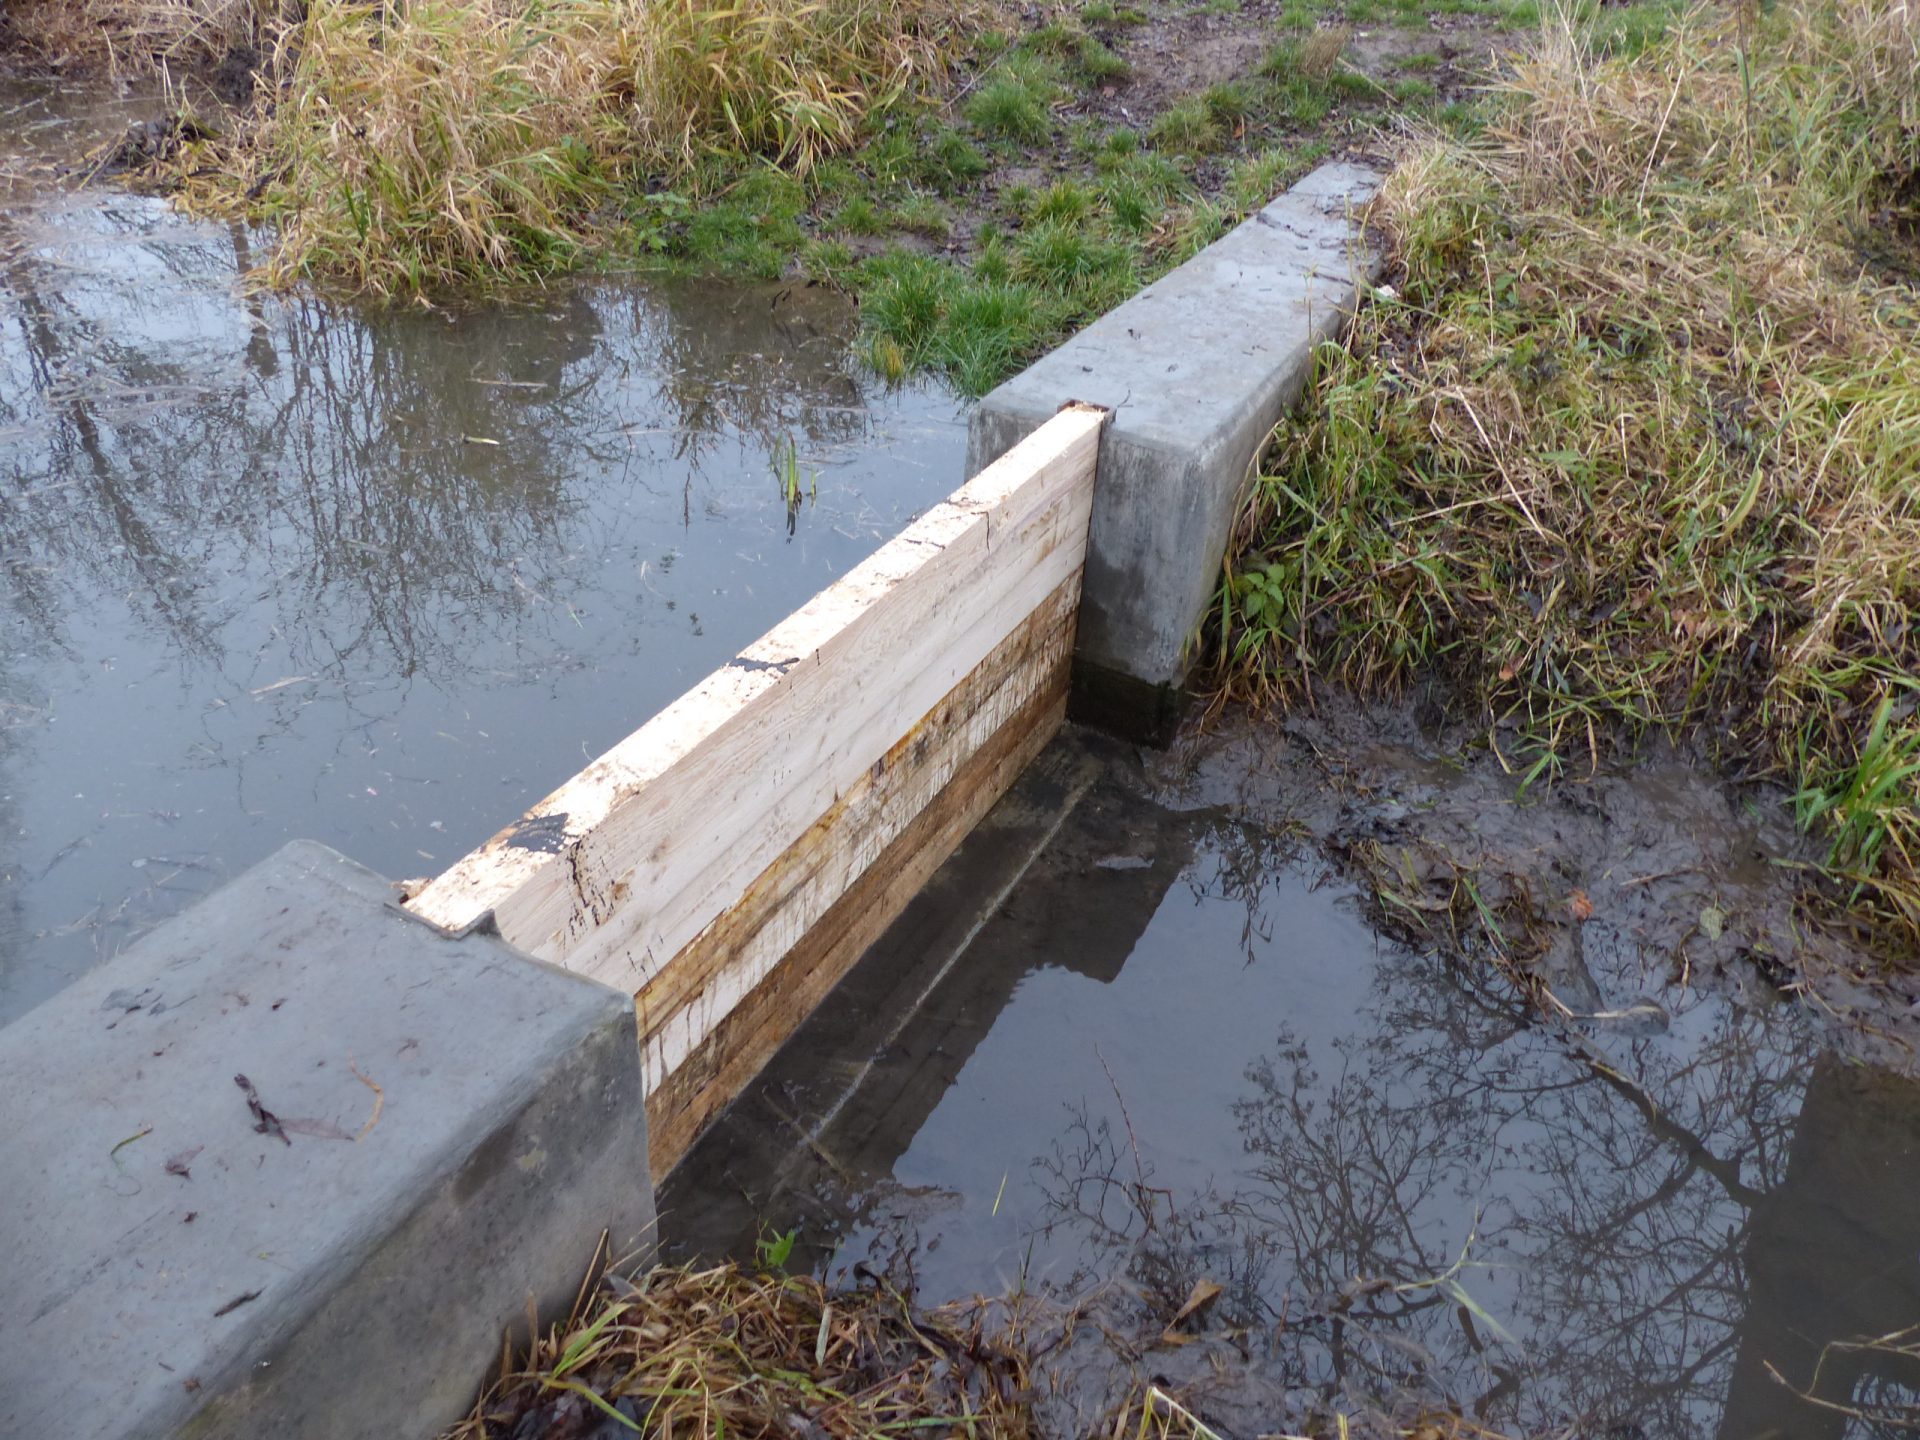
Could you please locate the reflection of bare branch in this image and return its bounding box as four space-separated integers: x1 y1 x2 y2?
0 193 886 694
1016 815 1838 1435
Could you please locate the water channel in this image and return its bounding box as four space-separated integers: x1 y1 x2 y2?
0 76 964 1021
6 72 1920 1440
665 725 1920 1440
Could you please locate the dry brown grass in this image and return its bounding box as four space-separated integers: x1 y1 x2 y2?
5 0 287 74
444 1260 1038 1438
147 0 968 292
1219 0 1920 949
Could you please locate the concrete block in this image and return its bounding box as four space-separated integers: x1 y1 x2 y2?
0 840 654 1440
966 161 1382 741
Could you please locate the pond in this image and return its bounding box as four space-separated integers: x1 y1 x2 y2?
0 76 966 1022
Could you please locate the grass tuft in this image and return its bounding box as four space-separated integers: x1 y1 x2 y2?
1217 0 1920 948
157 0 967 292
1146 95 1222 153
443 1260 1035 1438
965 54 1061 141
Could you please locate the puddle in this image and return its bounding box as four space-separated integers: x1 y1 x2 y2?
0 76 965 1021
664 729 1920 1439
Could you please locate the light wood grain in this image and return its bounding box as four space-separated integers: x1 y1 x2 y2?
637 577 1078 1093
645 637 1069 1177
409 404 1103 964
407 403 1104 1170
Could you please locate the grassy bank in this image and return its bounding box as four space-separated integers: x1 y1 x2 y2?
1216 0 1920 949
13 0 1555 392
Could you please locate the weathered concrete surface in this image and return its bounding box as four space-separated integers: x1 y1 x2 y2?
0 840 654 1440
966 161 1382 741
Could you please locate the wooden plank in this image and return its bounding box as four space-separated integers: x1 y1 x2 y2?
408 405 1105 987
637 578 1078 1092
645 642 1070 1178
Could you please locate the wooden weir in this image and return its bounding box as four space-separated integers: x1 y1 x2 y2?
408 404 1108 1177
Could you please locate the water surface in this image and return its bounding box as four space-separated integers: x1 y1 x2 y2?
0 77 965 1021
666 733 1920 1439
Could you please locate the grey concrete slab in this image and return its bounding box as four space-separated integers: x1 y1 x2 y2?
967 161 1382 740
0 840 653 1440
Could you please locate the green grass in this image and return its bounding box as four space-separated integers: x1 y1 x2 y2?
1076 34 1132 81
1227 140 1329 210
1217 0 1920 949
1031 178 1098 224
965 55 1060 142
1147 95 1223 153
919 127 989 192
829 194 887 234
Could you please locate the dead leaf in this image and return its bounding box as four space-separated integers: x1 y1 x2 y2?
234 1074 289 1146
1161 1278 1224 1343
1568 889 1594 922
165 1146 202 1179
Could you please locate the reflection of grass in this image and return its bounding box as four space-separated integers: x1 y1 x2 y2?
1219 1 1920 949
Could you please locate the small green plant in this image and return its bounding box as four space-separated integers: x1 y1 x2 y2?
1201 81 1256 127
1797 698 1920 897
891 192 951 238
861 251 952 357
920 127 989 191
830 194 887 234
1076 34 1131 82
1103 174 1154 231
755 1226 800 1271
1227 141 1327 211
1032 178 1097 224
1013 219 1135 301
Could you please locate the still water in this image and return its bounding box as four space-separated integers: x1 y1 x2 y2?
0 78 965 1021
666 733 1920 1440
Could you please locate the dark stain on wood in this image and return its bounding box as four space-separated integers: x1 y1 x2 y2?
505 812 570 854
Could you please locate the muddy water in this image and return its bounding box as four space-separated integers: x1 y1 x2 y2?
665 725 1920 1439
0 78 964 1021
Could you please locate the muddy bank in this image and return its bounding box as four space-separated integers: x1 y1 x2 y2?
661 701 1920 1438
1165 697 1920 1070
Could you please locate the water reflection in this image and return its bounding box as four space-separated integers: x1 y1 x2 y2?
0 78 964 1019
664 738 1920 1440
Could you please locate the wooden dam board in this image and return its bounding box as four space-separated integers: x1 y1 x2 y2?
408 404 1106 1174
646 601 1072 1177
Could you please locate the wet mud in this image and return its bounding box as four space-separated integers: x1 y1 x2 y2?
663 704 1920 1439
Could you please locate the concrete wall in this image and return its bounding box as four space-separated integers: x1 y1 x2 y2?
967 161 1382 742
0 840 654 1440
